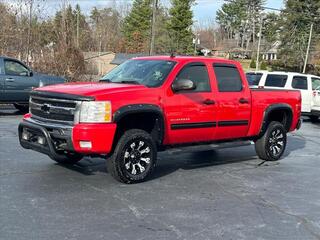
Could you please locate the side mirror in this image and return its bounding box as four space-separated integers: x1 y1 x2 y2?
172 79 196 92
29 71 33 77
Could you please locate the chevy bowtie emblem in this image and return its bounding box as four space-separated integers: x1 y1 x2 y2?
41 104 51 113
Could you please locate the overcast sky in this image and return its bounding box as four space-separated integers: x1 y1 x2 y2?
4 0 285 22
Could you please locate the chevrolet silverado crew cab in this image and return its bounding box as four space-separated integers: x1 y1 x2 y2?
19 56 302 183
0 56 65 111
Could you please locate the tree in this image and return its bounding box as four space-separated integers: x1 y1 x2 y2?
122 0 152 53
167 0 195 54
90 7 123 52
0 3 18 55
278 0 320 72
216 0 247 41
153 5 172 53
262 12 281 44
260 60 268 70
216 0 266 50
250 59 256 68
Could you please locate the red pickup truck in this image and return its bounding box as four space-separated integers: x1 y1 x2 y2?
19 56 302 183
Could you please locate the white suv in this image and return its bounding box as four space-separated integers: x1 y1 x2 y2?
246 71 320 120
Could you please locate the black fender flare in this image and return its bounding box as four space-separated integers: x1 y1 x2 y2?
113 104 165 146
259 103 293 137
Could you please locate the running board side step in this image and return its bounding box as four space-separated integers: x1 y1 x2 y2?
165 140 254 154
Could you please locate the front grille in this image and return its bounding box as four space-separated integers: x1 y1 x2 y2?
30 96 78 124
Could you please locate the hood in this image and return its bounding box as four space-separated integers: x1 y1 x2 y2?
36 82 148 97
33 72 66 84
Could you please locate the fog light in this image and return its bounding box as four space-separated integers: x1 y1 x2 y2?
37 136 45 145
22 131 30 140
79 141 92 149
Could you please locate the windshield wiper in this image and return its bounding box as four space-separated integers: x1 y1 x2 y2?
99 78 111 82
118 80 141 85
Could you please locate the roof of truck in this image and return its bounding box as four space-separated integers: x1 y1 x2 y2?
0 56 25 62
132 55 240 65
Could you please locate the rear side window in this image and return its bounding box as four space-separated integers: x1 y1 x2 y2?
246 73 262 86
292 76 308 90
311 77 320 90
265 74 287 87
213 64 243 92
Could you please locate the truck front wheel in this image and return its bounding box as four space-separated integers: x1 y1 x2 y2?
255 121 287 161
107 129 157 184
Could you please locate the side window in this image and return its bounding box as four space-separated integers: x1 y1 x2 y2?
265 74 287 87
213 64 243 92
292 76 308 90
4 60 29 76
311 77 320 90
246 72 262 86
175 63 211 92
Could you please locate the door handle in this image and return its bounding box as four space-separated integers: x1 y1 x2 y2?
5 78 15 82
239 98 249 104
203 99 215 105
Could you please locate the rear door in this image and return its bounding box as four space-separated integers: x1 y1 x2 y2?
3 59 38 102
212 63 251 140
291 75 310 113
164 61 218 144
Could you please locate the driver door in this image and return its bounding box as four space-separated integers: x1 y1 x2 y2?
3 59 37 102
164 62 217 144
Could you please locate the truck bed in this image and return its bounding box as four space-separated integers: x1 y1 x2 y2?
247 88 301 137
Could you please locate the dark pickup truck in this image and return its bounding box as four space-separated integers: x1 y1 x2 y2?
0 56 65 111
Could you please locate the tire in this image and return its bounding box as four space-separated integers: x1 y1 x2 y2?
51 152 83 164
255 121 287 161
107 129 157 184
309 115 319 122
13 103 29 112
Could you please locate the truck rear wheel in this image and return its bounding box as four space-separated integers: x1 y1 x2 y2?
107 129 157 184
255 121 287 161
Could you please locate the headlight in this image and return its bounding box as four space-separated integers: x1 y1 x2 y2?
79 101 112 123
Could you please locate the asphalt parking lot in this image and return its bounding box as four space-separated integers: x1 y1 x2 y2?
1 105 320 240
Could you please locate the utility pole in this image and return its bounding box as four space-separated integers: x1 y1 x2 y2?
26 0 33 65
256 16 263 72
193 34 200 56
76 8 80 48
62 1 67 46
303 22 313 74
98 34 102 75
150 0 158 55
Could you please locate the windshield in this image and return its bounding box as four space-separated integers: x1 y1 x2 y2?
100 60 176 87
246 72 262 86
